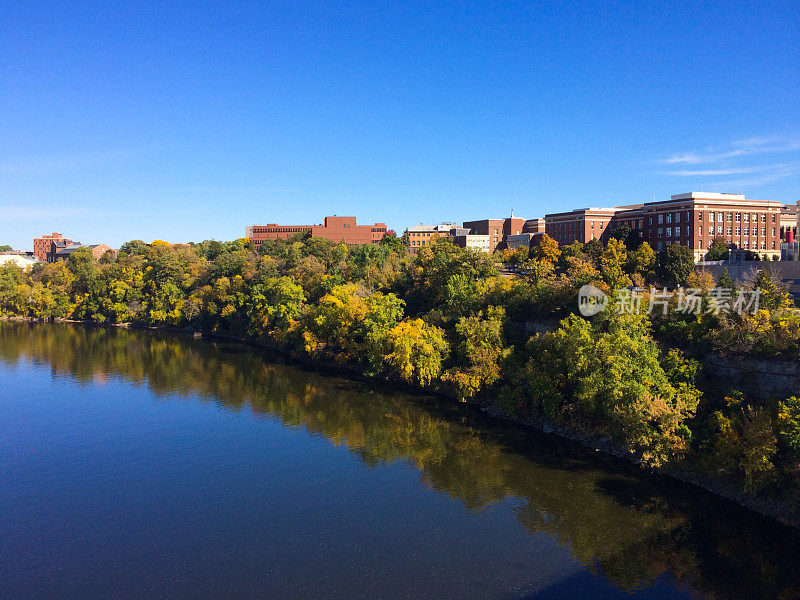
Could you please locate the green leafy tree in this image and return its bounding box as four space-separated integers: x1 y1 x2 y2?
520 313 699 466
706 237 730 261
778 396 800 466
626 242 655 280
600 238 632 290
656 244 694 287
443 306 511 400
716 267 735 292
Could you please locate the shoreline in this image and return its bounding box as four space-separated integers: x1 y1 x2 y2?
4 315 799 530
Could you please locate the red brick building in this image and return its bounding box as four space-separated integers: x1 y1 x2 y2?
544 207 628 245
47 242 115 263
246 216 389 248
462 217 526 252
33 233 74 262
545 193 783 260
522 218 545 234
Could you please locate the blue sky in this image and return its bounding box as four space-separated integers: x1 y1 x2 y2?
2 1 799 249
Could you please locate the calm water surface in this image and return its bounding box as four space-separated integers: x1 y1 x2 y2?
1 323 798 600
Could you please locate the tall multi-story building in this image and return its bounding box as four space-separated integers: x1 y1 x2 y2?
406 223 462 251
780 203 798 242
462 216 526 252
544 207 633 246
522 218 546 234
247 216 389 248
545 193 783 260
33 232 74 262
453 234 492 252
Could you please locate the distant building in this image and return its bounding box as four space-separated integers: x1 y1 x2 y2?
545 193 782 261
462 216 526 252
780 203 797 243
0 252 38 269
453 234 492 253
522 218 546 234
47 243 115 263
45 239 81 262
505 233 536 251
406 223 461 252
544 206 637 246
246 216 389 247
33 233 74 262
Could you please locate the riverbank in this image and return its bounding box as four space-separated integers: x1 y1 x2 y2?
4 315 799 529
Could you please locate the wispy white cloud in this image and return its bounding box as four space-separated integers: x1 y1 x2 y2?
702 164 800 190
666 166 763 177
655 134 800 190
660 135 800 165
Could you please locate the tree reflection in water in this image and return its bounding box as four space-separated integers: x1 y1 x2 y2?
1 322 798 600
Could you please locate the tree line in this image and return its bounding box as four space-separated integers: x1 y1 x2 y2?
0 232 798 507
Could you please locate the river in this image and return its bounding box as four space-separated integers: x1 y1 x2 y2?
1 322 798 599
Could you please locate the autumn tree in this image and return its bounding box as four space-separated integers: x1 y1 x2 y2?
531 234 560 266
385 318 449 386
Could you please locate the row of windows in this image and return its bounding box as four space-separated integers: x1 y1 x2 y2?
651 240 777 251
652 211 776 225
700 211 771 223
655 226 775 238
699 226 772 236
655 212 689 224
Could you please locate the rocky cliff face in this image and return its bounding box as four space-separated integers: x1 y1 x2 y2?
703 354 800 400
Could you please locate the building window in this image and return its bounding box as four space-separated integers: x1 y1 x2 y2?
658 214 663 224
686 211 690 221
708 226 714 235
760 214 766 222
718 212 723 221
698 212 703 221
658 228 663 237
727 213 733 222
744 214 749 222
761 241 766 249
743 241 749 249
717 226 723 235
666 214 672 224
736 213 741 222
727 227 732 236
709 212 715 222
675 212 680 223
685 226 690 236
736 227 741 235
773 228 776 236
658 241 663 250
648 216 653 225
666 227 671 237
699 226 703 236
744 227 749 235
